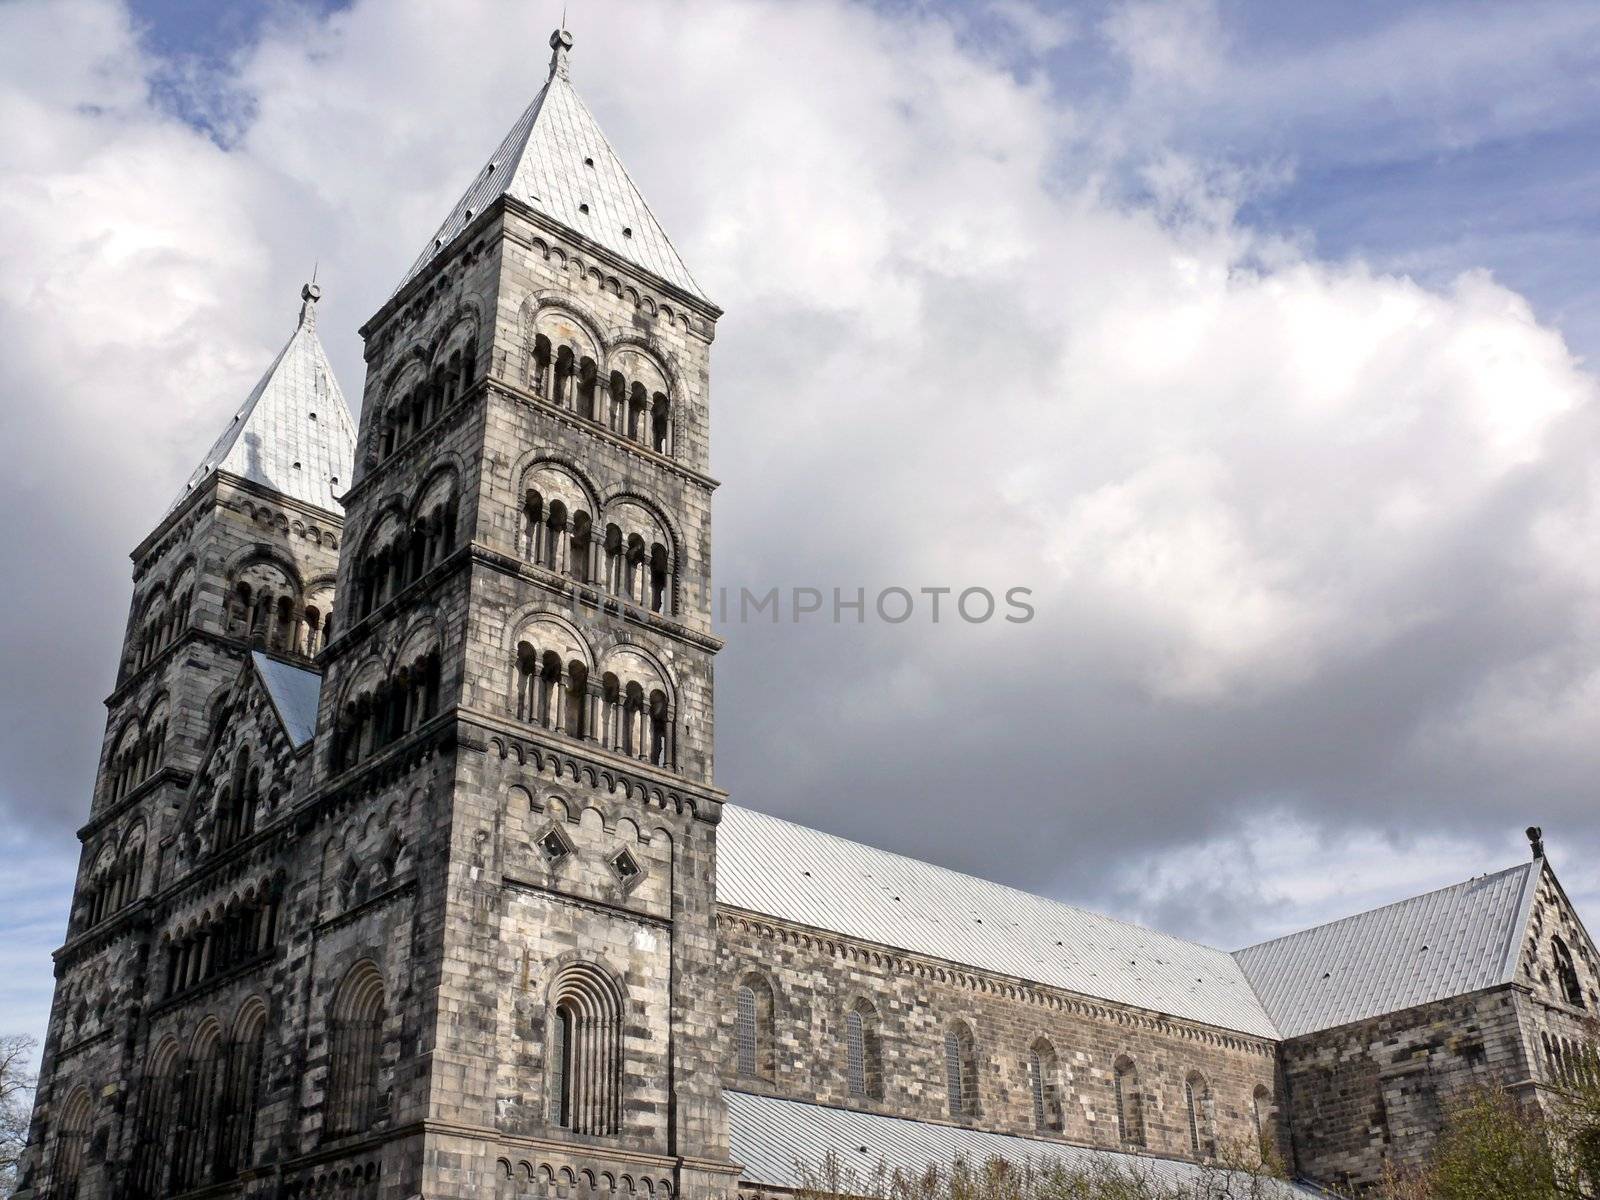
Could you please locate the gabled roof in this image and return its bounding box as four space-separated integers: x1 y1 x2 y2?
171 285 357 518
716 805 1279 1039
725 1091 1318 1197
252 652 322 749
395 30 707 303
1232 861 1539 1039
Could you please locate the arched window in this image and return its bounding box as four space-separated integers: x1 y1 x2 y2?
944 1021 977 1120
1114 1056 1144 1147
547 962 623 1136
1029 1039 1061 1133
172 1024 225 1191
1554 936 1586 1008
515 642 539 723
845 999 881 1099
326 962 386 1139
735 975 775 1080
53 1088 92 1200
650 392 671 454
1253 1084 1274 1158
218 1003 267 1178
130 1039 180 1198
1185 1071 1213 1158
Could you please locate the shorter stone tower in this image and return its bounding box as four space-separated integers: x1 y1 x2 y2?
19 284 356 1199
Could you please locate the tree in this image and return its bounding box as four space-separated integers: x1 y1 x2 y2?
0 1036 36 1200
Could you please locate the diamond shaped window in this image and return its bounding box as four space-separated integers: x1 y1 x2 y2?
610 848 640 883
538 826 572 864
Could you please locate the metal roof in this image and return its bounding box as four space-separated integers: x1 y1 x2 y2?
395 34 707 303
1231 861 1537 1039
171 286 356 518
252 652 322 749
716 806 1279 1039
725 1090 1318 1196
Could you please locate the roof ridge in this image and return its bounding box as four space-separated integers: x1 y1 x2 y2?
1232 860 1532 957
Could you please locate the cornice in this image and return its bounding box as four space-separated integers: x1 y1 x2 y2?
462 708 727 822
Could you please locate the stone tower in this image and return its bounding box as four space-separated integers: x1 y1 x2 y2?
310 26 734 1198
23 29 733 1200
20 284 357 1198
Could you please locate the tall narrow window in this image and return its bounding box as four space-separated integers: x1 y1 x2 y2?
847 1011 866 1096
845 999 881 1099
130 1041 180 1198
1185 1073 1203 1157
736 986 759 1078
1253 1084 1274 1158
326 961 385 1139
1114 1056 1144 1147
944 1022 976 1119
53 1088 92 1200
550 1004 574 1127
172 1026 225 1191
1028 1038 1060 1133
547 962 623 1136
219 1005 267 1178
1030 1050 1046 1131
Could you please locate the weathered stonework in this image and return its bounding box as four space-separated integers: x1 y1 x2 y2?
19 30 1600 1200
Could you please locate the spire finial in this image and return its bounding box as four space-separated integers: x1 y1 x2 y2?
548 25 573 80
1527 826 1545 860
299 280 322 331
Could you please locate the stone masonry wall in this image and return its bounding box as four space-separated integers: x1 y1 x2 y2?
716 909 1282 1168
1277 987 1527 1191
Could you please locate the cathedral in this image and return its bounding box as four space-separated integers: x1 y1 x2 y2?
19 29 1600 1200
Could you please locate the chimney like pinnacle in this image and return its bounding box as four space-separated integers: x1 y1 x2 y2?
299 281 322 331
549 27 573 80
1527 826 1545 860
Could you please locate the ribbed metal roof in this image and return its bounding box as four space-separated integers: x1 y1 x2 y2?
171 288 356 518
252 652 321 748
725 1090 1318 1196
396 38 707 302
717 806 1279 1038
1232 862 1537 1038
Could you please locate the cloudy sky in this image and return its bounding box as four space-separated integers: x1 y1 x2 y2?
3 0 1600 1051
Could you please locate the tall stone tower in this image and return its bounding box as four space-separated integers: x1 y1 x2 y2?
21 29 732 1200
311 26 734 1198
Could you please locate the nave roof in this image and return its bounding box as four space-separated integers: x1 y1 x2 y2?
725 1090 1319 1196
716 805 1281 1039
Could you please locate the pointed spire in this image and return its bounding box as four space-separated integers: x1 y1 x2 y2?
168 282 358 519
391 27 708 303
299 280 322 332
549 26 573 80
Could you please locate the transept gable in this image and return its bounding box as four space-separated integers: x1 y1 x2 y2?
392 30 708 305
1233 861 1538 1039
171 653 315 874
1516 855 1600 1013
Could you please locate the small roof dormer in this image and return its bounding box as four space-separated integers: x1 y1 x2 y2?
171 282 358 518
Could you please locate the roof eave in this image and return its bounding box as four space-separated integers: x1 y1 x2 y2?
361 192 722 340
